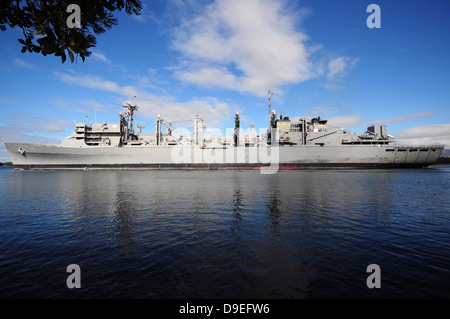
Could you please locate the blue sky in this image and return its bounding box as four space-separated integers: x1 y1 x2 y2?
1 0 449 161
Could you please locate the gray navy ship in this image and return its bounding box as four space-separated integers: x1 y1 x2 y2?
4 93 444 171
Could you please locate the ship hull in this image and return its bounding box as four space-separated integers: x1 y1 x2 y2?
4 142 443 170
10 163 435 170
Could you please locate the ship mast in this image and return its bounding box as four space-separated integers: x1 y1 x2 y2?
268 89 274 143
120 96 139 145
268 89 272 130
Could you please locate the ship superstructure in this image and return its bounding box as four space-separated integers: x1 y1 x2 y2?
4 93 445 170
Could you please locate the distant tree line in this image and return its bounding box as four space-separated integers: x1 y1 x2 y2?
436 156 450 164
0 162 13 166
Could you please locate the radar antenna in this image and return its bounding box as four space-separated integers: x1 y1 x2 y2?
119 96 139 145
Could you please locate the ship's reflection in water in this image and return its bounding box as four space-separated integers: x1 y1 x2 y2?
0 168 449 298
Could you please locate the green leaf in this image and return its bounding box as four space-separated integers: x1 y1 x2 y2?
68 49 74 63
37 37 46 46
8 0 143 63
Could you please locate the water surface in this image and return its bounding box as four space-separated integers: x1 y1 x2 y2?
0 166 449 298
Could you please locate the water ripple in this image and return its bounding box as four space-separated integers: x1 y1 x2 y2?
0 167 449 298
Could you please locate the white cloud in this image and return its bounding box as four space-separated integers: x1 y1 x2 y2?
52 98 70 108
0 98 24 105
327 56 357 80
369 112 434 126
126 68 170 93
53 71 139 98
327 111 436 129
320 82 345 91
138 97 231 127
51 98 115 118
13 57 37 70
175 66 239 91
53 71 232 126
327 114 365 128
1 113 72 151
0 118 63 161
309 105 342 117
91 52 111 64
394 124 450 147
171 0 358 95
77 99 108 110
319 56 358 90
88 51 127 72
172 0 314 96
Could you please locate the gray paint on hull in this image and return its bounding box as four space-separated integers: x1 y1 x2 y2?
4 142 443 170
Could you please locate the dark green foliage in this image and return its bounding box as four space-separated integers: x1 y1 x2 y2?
0 162 13 166
0 0 142 63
